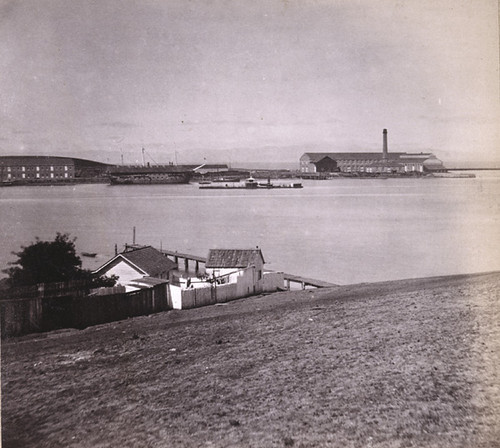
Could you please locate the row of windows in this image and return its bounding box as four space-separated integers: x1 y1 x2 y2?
303 161 425 173
6 173 70 179
4 165 70 172
343 165 423 172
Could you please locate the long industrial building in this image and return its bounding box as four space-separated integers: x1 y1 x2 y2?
300 129 445 176
0 156 110 184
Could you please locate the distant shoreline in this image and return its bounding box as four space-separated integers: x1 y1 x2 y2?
2 169 494 187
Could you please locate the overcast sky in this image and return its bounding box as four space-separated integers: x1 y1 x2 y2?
0 0 498 165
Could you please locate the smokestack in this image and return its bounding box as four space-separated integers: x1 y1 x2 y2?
382 129 388 160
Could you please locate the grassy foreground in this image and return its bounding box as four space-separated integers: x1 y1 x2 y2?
2 272 500 448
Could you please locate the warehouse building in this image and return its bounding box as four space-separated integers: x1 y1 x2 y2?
300 129 445 176
0 156 75 183
0 156 111 184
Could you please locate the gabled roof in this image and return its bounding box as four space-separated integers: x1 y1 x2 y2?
121 246 177 276
95 246 177 277
205 249 265 268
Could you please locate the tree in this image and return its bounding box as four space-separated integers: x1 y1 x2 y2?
76 269 118 289
3 233 116 288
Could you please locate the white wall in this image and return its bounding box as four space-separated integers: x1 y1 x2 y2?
169 269 283 310
169 285 183 309
102 261 144 285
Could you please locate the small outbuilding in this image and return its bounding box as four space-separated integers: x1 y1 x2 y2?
168 248 284 310
205 248 266 295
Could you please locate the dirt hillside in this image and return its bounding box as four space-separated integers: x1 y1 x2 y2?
2 272 500 448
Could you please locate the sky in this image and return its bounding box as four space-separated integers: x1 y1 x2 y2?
0 0 499 166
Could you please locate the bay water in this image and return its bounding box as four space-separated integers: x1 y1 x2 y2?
1 172 499 285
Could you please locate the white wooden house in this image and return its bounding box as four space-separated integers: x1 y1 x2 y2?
94 246 177 291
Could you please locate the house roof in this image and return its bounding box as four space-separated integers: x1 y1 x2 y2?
120 246 177 276
205 249 265 268
95 246 177 277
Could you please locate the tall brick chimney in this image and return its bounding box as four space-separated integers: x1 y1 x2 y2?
383 129 388 160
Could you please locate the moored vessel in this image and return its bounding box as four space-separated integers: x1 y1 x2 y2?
199 178 303 190
108 166 193 185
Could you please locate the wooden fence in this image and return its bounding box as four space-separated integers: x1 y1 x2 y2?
0 283 170 338
0 280 89 300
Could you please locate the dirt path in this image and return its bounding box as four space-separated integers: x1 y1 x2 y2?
2 272 500 447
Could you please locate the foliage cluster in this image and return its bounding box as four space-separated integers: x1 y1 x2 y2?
3 233 116 288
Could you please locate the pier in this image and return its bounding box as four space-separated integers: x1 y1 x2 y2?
158 249 336 290
159 249 206 274
283 274 337 290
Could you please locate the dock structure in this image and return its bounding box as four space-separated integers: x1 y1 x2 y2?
159 249 207 274
283 274 337 290
158 248 335 290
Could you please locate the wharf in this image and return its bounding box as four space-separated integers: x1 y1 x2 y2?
283 274 337 289
159 249 206 263
159 249 206 273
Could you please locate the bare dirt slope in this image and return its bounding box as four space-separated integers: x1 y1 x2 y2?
2 272 500 448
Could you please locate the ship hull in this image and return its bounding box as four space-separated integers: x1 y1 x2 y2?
109 171 192 185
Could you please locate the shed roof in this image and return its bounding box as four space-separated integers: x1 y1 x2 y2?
205 249 265 268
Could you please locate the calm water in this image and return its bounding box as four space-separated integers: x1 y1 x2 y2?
1 173 499 285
